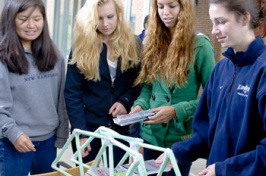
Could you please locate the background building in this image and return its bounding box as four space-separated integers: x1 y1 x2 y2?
0 0 222 61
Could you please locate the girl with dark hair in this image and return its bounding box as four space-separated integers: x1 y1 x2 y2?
156 0 266 175
131 0 215 175
0 0 69 175
138 15 149 41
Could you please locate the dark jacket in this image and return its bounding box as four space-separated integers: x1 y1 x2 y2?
138 29 145 41
171 36 266 176
64 43 141 132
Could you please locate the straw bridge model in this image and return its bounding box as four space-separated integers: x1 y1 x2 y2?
52 127 181 176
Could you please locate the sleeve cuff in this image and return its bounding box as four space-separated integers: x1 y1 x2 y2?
55 137 67 148
5 125 24 144
215 162 225 176
173 103 186 123
133 100 149 110
173 102 194 123
117 100 130 112
171 142 187 165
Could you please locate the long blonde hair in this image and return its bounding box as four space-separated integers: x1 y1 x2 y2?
70 0 139 81
136 0 196 87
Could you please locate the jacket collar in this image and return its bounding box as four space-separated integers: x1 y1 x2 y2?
100 43 122 80
222 36 265 66
24 47 32 54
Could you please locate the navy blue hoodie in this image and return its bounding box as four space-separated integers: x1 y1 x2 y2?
171 36 266 176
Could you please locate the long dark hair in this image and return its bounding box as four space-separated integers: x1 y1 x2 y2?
0 0 58 74
209 0 260 29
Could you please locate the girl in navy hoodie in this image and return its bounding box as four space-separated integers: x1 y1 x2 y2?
156 0 266 175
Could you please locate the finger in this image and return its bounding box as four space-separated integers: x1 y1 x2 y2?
146 114 162 123
148 114 158 121
189 173 198 176
82 145 92 157
109 103 118 114
80 138 88 146
27 144 36 152
199 169 208 175
150 107 161 112
129 107 136 114
82 148 89 157
155 158 161 164
15 145 24 153
22 142 35 152
190 173 204 176
114 105 127 116
112 108 120 117
168 162 173 168
87 145 92 152
144 119 157 124
30 145 36 152
130 106 142 113
19 144 32 153
109 105 116 114
24 140 36 152
155 154 164 163
82 150 89 157
129 108 138 114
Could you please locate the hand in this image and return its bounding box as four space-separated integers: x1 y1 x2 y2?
190 173 205 176
130 105 143 114
14 134 36 153
80 138 92 157
144 106 176 124
109 102 127 118
190 164 216 176
155 153 177 168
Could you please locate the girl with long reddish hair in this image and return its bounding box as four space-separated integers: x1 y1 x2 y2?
131 0 215 175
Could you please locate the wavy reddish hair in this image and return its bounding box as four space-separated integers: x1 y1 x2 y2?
135 0 196 87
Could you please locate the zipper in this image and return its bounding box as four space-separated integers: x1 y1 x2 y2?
226 65 237 101
110 81 114 105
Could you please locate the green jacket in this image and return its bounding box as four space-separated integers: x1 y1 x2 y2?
133 34 215 148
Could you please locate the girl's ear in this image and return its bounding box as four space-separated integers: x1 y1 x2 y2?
241 12 251 27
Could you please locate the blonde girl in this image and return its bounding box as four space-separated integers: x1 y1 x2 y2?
64 0 141 165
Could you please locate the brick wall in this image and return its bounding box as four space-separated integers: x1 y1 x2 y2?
121 0 146 35
195 0 222 62
131 0 145 35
